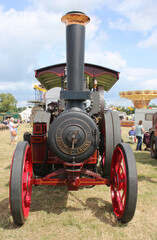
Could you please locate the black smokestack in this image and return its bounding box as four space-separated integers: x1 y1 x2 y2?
66 24 85 91
61 11 90 92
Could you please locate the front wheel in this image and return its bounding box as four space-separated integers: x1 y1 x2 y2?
110 143 137 223
151 134 157 159
9 141 33 225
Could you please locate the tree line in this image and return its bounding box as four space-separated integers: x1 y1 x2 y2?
1 93 157 114
0 93 27 113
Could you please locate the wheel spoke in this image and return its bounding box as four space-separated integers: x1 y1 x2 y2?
24 191 31 208
119 158 125 174
117 191 124 212
121 190 125 201
23 172 27 190
116 152 122 172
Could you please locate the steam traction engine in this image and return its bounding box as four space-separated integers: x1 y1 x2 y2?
9 12 138 225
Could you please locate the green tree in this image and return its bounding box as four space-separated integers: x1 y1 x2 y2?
0 93 17 112
17 106 27 112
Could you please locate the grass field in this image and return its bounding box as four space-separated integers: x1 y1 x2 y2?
0 123 157 240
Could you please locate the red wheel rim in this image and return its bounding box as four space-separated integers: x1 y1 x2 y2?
110 147 127 218
22 146 33 218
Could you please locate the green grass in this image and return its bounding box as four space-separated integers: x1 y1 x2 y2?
0 124 157 240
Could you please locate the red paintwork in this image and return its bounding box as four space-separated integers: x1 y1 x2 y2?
30 132 110 191
35 63 119 79
110 146 127 218
31 135 46 144
31 167 110 191
31 136 47 163
30 119 109 191
33 122 47 135
22 146 33 218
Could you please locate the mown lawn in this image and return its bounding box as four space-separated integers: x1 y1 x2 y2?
0 124 157 240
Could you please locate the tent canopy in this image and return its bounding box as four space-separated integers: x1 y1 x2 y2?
35 63 119 92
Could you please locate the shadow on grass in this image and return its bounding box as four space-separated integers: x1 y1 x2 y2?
134 151 157 167
69 192 122 227
86 197 116 226
5 164 11 170
138 175 157 183
1 186 126 229
0 198 19 230
0 186 130 230
0 186 69 230
30 186 121 226
30 185 69 214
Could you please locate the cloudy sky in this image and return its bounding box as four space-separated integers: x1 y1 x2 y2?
0 0 157 107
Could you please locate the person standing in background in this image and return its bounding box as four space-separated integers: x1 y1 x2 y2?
136 120 145 151
9 117 18 145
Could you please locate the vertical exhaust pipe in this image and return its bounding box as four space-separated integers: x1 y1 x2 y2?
61 11 90 91
61 12 90 109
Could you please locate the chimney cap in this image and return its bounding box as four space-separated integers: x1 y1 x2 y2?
61 11 90 26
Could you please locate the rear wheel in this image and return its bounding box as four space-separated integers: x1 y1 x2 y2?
101 111 121 178
23 132 31 145
9 141 33 225
151 134 157 159
110 111 121 148
110 143 137 223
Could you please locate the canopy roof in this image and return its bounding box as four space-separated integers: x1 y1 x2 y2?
35 63 119 91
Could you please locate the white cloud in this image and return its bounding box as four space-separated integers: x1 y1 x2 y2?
0 8 64 53
138 79 157 89
120 67 157 90
17 100 29 108
108 0 157 33
0 4 101 79
0 8 65 86
0 81 33 91
29 0 106 13
86 48 127 69
26 65 34 74
0 82 16 91
138 31 157 49
86 15 102 39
